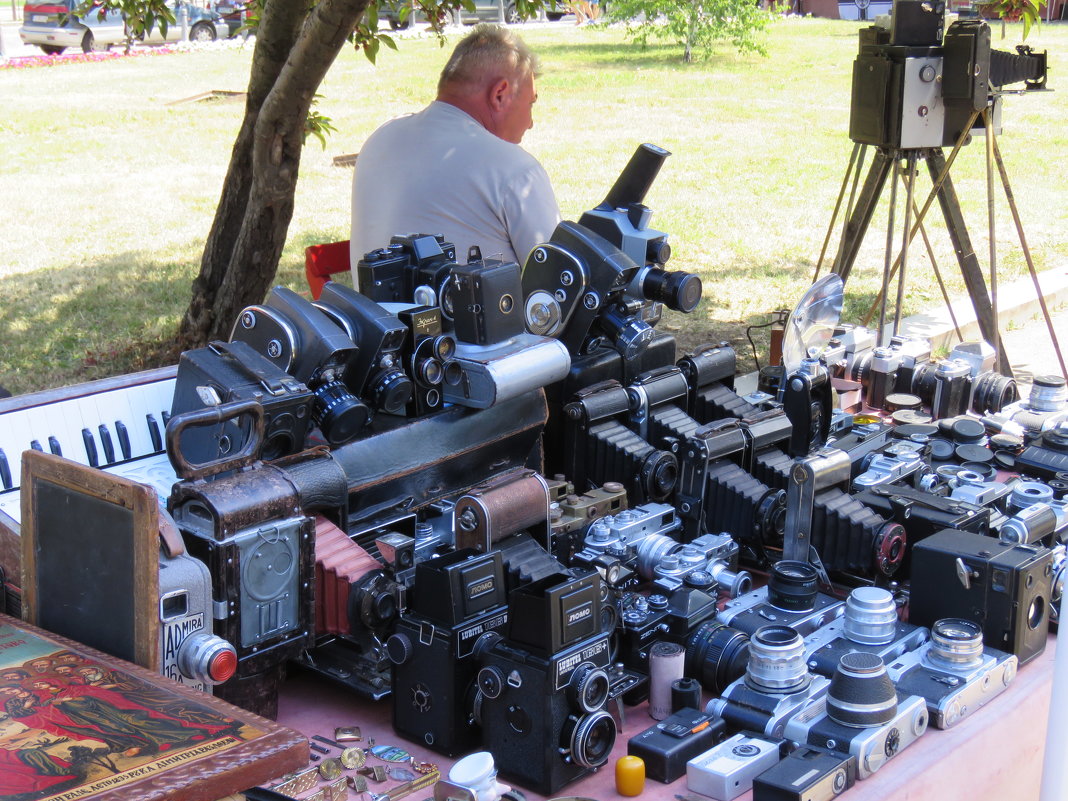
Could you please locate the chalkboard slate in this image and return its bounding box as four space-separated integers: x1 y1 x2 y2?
20 450 161 671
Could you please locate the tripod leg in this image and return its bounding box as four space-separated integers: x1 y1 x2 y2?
832 148 894 283
993 139 1068 380
816 143 864 283
877 154 901 346
894 153 919 338
927 149 1010 375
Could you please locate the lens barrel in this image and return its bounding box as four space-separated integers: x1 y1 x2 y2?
767 561 819 612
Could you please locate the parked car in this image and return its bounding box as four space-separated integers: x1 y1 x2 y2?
377 0 565 28
19 0 224 55
214 0 255 38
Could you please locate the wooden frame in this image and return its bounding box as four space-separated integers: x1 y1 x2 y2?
20 450 161 672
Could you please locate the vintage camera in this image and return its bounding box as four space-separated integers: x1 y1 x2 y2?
648 533 750 597
717 561 844 638
886 617 1017 729
841 333 930 411
522 146 701 361
909 528 1053 665
313 281 414 419
230 286 368 445
675 419 787 552
706 625 831 740
782 653 929 779
562 380 679 503
803 587 927 677
851 439 933 490
779 448 907 579
168 454 320 717
475 572 617 795
998 489 1068 547
170 340 314 465
571 502 683 589
441 257 571 410
986 375 1068 437
1015 422 1068 481
577 144 702 319
779 359 834 458
752 746 857 801
849 10 1048 151
355 233 457 307
158 542 239 693
686 731 786 801
545 477 629 565
387 549 509 756
381 303 456 417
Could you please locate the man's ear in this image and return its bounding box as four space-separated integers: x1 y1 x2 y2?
487 77 512 111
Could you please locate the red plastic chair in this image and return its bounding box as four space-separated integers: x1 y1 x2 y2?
305 240 352 299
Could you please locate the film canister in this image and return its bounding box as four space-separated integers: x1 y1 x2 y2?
670 677 702 714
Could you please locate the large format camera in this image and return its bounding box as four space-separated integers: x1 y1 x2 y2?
475 572 617 795
849 2 1048 151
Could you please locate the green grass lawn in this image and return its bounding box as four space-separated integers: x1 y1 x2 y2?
2 17 1066 396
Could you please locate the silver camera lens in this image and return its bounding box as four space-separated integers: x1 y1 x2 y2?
843 587 898 645
926 618 985 671
566 710 617 769
568 663 610 714
745 625 810 694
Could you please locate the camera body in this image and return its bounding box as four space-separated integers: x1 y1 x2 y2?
476 572 617 795
387 549 509 756
571 502 682 589
783 688 928 779
803 587 928 677
314 282 413 420
230 286 368 445
717 562 844 638
563 380 679 503
707 625 832 740
159 545 238 693
886 618 1017 729
355 233 457 307
170 340 314 464
909 528 1053 664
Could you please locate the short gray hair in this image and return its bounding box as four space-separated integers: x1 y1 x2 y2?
438 24 540 94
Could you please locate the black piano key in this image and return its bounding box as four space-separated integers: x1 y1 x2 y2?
115 421 131 461
81 428 99 468
0 450 10 490
98 424 115 465
48 436 62 456
30 440 43 451
147 414 163 452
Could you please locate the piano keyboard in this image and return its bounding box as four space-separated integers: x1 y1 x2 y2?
0 366 180 525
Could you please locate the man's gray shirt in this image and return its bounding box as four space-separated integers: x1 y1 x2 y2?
350 101 560 279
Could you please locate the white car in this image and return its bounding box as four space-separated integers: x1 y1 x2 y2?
19 0 224 55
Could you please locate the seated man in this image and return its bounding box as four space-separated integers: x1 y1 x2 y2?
350 24 561 282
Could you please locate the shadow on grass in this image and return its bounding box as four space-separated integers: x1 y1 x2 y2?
0 229 352 396
535 39 762 69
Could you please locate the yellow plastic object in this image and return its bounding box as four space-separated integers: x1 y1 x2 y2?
615 755 646 797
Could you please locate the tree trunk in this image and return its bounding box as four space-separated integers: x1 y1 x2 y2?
178 0 372 350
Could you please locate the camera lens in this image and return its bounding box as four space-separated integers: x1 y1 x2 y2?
566 710 617 769
843 587 899 646
569 663 611 713
639 451 678 502
745 625 810 694
641 268 703 313
826 652 897 729
926 618 984 671
416 358 444 386
1031 375 1068 412
369 369 413 415
972 370 1018 414
433 334 457 362
767 560 819 612
685 621 750 695
312 380 370 445
910 362 937 405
